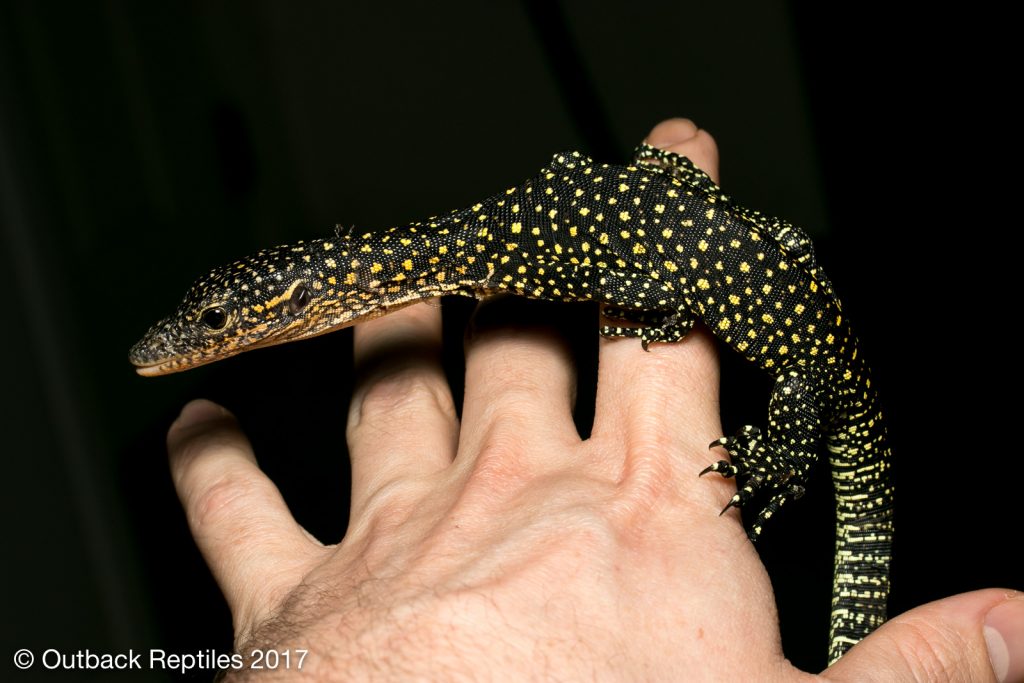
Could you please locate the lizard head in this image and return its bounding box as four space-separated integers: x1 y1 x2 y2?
129 237 395 376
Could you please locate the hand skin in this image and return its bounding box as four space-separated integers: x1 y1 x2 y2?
167 119 1024 682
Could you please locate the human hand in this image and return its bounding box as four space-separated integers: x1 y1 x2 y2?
167 119 1024 681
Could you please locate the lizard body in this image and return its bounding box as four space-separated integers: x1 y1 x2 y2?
131 145 893 663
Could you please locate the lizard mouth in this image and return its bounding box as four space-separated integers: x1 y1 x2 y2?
131 353 220 376
129 323 305 376
134 361 171 377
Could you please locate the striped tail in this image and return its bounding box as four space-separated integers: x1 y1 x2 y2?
826 406 894 664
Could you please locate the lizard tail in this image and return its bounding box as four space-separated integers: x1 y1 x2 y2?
825 412 894 665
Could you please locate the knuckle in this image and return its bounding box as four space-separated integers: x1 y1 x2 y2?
462 422 536 497
608 440 683 523
884 617 965 681
357 477 428 530
351 371 454 431
186 468 266 533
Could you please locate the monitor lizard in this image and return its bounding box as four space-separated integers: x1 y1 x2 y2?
130 143 894 664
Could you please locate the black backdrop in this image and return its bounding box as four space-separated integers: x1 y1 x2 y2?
2 2 1018 680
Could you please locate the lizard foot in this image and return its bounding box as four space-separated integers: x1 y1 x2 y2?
599 308 695 350
702 424 809 540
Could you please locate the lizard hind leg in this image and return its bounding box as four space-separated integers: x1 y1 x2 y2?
701 370 823 540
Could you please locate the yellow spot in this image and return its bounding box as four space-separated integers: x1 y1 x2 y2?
655 204 665 214
511 222 522 234
740 262 750 273
728 294 740 305
697 278 710 290
705 208 715 219
548 208 558 219
402 259 413 271
762 313 774 324
633 243 646 255
323 242 334 250
619 210 631 221
579 207 590 216
718 319 730 331
779 345 788 355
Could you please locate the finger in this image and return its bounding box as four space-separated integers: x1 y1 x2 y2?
593 120 730 511
457 296 580 473
825 589 1024 683
168 399 323 635
348 303 459 515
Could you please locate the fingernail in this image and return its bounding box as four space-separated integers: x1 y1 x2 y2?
173 399 232 430
647 118 699 147
984 597 1024 683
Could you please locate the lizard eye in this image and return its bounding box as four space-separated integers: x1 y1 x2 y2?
288 284 311 315
200 306 228 330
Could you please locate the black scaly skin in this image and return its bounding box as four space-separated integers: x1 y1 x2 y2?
131 145 894 664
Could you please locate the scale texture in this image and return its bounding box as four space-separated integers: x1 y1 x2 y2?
131 144 894 663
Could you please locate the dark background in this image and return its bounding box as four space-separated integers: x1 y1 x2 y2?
2 2 1017 680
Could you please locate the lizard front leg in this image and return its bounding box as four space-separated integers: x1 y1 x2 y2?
599 305 696 350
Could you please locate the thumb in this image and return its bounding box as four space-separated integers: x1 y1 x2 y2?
824 589 1024 683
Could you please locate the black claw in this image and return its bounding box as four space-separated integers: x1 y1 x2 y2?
699 464 716 477
719 499 741 516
